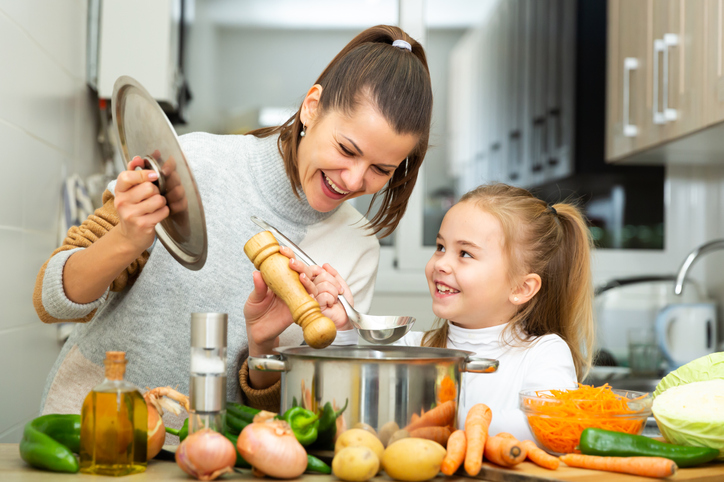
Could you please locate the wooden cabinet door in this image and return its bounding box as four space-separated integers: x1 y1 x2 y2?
665 0 707 138
705 0 724 124
606 0 658 161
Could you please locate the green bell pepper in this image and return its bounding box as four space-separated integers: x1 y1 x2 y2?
579 428 720 468
283 406 320 446
19 414 81 473
312 399 348 450
306 454 331 474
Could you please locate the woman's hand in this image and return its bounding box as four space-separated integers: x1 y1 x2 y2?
113 156 170 255
243 270 295 357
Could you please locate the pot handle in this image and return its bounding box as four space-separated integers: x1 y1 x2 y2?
463 357 499 373
247 354 289 372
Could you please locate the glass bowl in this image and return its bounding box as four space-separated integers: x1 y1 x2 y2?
519 387 652 455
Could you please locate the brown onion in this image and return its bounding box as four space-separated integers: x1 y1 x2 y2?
146 402 165 460
237 421 308 479
175 429 236 480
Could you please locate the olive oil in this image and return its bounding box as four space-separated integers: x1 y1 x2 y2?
80 351 147 476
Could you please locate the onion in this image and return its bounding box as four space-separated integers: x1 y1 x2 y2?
175 429 236 480
237 421 308 479
146 402 165 460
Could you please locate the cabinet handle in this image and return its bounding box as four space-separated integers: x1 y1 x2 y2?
663 33 678 122
623 57 639 137
654 35 679 125
653 39 666 124
507 131 520 181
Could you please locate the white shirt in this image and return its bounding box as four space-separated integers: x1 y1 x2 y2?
399 322 577 441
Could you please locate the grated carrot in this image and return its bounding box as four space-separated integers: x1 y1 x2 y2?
523 383 647 454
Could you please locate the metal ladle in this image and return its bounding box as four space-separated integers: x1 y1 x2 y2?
251 216 415 344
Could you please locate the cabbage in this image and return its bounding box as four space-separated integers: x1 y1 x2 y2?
652 352 724 458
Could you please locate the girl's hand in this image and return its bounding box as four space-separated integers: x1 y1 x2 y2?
288 255 354 331
114 156 170 254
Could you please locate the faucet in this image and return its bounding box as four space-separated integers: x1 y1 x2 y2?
674 239 724 295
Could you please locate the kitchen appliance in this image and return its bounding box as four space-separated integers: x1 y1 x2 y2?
248 346 498 432
655 302 718 369
594 276 708 366
250 215 416 345
111 75 208 270
188 313 228 434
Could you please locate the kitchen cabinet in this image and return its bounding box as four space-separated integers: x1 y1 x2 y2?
448 0 576 190
606 0 717 164
606 0 661 161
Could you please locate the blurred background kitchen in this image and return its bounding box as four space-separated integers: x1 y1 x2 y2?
2 0 724 441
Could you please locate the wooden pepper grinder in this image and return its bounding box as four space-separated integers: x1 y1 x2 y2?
244 231 336 349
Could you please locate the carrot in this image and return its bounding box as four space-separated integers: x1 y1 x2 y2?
410 426 452 447
520 440 559 470
463 403 492 477
523 383 648 454
560 454 677 478
409 413 420 424
404 400 456 432
438 376 457 404
485 433 527 467
441 430 466 475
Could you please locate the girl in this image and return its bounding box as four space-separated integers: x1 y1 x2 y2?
402 183 595 440
245 183 595 442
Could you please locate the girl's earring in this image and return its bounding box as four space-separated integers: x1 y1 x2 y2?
513 296 519 303
300 123 306 137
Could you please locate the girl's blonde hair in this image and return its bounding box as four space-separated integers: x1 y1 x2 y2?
421 183 595 380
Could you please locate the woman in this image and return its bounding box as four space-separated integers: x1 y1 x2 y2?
32 25 433 425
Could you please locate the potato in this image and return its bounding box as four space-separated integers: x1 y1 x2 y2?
386 429 410 447
378 421 399 447
332 446 380 482
335 428 385 461
353 422 379 437
381 438 447 481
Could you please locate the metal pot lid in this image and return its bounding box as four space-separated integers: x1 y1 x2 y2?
274 345 476 361
111 76 207 270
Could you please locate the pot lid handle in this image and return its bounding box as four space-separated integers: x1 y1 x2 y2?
463 357 499 373
111 75 208 270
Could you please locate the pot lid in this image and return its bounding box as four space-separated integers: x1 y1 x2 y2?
111 76 207 270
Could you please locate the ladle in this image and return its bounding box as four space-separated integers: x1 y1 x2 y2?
251 216 415 344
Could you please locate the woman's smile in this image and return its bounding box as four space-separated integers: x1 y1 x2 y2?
321 171 351 198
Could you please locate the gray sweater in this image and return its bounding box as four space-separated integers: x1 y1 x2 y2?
39 132 379 417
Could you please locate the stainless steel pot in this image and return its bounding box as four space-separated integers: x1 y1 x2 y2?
248 345 498 435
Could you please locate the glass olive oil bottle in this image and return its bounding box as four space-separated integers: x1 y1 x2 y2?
80 351 147 476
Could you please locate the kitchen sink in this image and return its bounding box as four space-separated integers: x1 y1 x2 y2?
607 376 662 394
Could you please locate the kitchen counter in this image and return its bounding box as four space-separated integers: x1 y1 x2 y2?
3 444 724 482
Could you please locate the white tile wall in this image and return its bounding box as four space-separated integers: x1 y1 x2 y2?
0 1 101 442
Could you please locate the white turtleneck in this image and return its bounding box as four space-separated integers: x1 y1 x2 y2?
400 322 577 442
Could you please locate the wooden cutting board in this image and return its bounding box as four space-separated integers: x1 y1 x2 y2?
310 451 723 481
464 460 724 482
